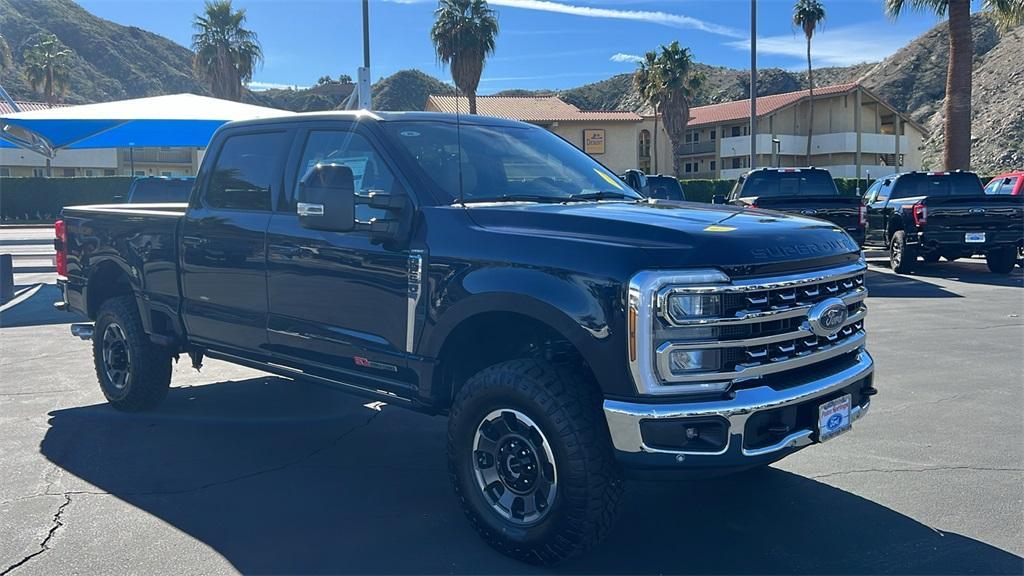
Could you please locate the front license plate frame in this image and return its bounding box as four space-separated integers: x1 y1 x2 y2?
965 232 986 243
818 394 852 442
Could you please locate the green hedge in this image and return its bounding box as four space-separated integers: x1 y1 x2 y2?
0 177 132 222
679 177 873 203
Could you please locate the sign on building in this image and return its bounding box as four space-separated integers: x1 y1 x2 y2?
583 129 605 155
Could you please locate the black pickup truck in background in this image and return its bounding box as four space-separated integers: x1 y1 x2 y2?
123 176 195 203
714 168 865 246
862 171 1024 274
620 170 686 200
55 112 876 564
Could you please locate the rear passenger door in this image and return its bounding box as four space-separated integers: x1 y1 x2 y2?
180 129 292 354
264 125 418 394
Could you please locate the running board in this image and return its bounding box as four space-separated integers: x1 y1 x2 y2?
204 349 417 407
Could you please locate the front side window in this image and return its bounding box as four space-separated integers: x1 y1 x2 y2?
385 121 641 203
294 130 397 220
205 131 288 211
862 180 882 204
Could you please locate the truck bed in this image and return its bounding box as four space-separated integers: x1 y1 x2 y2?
60 203 186 322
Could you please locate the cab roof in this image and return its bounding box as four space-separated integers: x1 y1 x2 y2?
220 109 536 131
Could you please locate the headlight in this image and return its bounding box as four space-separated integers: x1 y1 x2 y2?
668 349 721 374
666 293 721 323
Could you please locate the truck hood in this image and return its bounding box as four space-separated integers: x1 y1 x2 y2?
463 200 860 272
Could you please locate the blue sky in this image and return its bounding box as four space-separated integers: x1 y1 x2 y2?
76 0 951 93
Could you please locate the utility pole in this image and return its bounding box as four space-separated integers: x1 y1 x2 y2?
356 0 372 110
749 0 757 171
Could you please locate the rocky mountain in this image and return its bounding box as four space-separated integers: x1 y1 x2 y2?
0 0 204 103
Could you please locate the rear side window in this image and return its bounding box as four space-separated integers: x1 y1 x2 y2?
205 132 288 211
646 176 684 200
891 173 983 199
738 170 838 198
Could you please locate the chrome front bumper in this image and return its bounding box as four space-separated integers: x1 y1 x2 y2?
603 349 874 464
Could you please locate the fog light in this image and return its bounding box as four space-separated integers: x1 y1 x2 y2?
666 294 720 323
668 349 720 374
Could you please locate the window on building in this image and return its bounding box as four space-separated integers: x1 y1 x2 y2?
85 169 95 177
0 168 10 177
62 168 75 177
731 126 741 137
684 163 692 173
134 171 145 176
709 161 716 171
32 168 45 177
685 132 692 144
206 131 289 211
638 129 651 158
692 132 700 143
732 157 742 169
710 130 716 141
104 169 116 176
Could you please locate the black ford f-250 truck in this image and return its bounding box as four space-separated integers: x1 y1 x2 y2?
55 112 875 564
714 167 866 246
861 171 1024 274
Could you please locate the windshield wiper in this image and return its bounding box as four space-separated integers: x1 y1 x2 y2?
460 194 567 204
565 191 640 202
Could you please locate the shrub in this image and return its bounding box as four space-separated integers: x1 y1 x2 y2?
0 177 132 222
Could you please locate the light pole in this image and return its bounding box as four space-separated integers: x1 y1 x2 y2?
356 0 372 110
749 0 757 171
772 137 780 167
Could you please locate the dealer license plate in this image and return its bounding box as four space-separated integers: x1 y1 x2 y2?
965 232 986 243
818 394 852 442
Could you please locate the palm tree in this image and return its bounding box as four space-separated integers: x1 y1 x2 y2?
0 34 12 73
635 41 704 177
885 0 1022 170
23 34 72 107
431 0 499 114
794 0 825 166
191 0 263 101
634 50 662 173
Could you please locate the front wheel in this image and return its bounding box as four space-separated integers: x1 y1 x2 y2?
889 231 917 274
986 247 1017 274
448 359 622 565
93 296 172 411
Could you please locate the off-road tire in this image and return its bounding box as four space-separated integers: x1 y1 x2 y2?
93 296 172 411
889 231 916 274
986 247 1016 274
448 359 622 565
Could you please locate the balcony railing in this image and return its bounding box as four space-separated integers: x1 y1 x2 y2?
676 140 716 155
120 149 193 164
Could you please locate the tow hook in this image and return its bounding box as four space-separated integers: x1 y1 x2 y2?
70 323 94 341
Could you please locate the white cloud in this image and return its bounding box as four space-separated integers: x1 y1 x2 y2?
728 25 911 67
382 0 743 38
610 53 644 63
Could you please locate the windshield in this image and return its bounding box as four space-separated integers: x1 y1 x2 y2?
891 173 983 198
129 179 194 203
384 121 642 203
736 170 838 198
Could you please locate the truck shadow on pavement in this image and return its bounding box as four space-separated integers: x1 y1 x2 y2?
0 284 85 328
41 376 1022 575
866 259 1023 293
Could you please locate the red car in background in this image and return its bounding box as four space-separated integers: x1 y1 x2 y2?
984 171 1024 196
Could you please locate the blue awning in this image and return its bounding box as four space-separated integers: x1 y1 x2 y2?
1 94 291 157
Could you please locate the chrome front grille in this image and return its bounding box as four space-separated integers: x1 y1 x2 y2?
641 261 868 393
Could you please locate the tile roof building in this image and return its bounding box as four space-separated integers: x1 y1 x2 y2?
426 84 927 180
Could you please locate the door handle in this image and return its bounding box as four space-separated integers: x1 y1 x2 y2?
270 244 302 258
182 236 207 247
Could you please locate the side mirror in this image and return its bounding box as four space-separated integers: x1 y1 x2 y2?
297 163 356 232
621 169 647 193
711 194 726 205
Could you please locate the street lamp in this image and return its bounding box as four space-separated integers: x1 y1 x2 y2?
772 137 780 167
749 0 757 171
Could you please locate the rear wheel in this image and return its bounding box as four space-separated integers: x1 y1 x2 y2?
986 247 1016 274
448 359 622 565
93 296 172 411
889 231 916 274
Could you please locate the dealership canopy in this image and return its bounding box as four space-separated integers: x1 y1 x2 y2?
0 93 291 157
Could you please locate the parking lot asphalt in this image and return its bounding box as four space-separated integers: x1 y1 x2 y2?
1 257 1022 575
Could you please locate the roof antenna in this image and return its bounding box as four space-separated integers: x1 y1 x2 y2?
455 32 465 206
